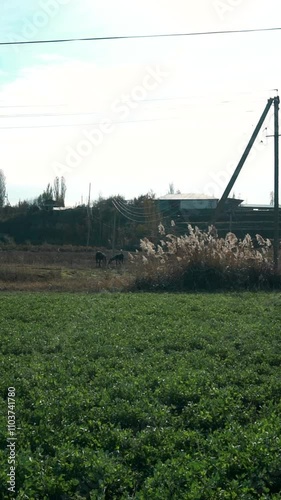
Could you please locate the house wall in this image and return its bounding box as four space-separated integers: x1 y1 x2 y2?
180 199 218 210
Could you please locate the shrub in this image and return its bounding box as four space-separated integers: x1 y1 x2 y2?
130 225 281 292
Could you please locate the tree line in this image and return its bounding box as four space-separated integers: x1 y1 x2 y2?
0 194 166 250
0 171 181 248
0 192 174 249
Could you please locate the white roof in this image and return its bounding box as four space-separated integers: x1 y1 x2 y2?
241 204 280 208
158 193 218 200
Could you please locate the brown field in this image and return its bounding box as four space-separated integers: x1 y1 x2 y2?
0 247 134 292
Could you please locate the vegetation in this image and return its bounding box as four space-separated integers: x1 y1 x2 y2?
0 225 279 292
130 225 281 292
0 192 162 248
1 292 281 498
0 169 6 207
0 246 132 292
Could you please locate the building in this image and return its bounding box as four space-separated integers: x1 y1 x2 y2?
157 194 281 239
158 193 243 212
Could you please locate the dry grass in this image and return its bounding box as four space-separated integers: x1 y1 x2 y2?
0 230 280 292
129 225 281 291
0 247 133 292
0 266 134 292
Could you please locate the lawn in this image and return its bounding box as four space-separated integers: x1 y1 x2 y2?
1 292 281 499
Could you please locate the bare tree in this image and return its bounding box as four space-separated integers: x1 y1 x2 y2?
168 182 175 194
168 183 181 195
53 176 60 202
0 170 6 207
60 176 66 206
53 176 66 206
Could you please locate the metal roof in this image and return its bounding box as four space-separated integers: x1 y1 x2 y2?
158 193 218 200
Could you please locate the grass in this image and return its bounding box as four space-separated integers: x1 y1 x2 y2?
0 248 132 292
0 226 280 293
131 228 281 292
1 292 281 498
0 244 280 293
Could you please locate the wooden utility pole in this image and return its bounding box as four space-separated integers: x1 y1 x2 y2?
274 96 279 272
112 208 116 252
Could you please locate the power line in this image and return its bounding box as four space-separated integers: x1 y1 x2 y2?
0 27 280 46
112 199 152 223
114 198 180 218
115 199 153 213
0 102 273 129
0 114 207 129
112 199 180 224
0 89 276 110
0 96 269 118
113 199 161 222
0 104 65 109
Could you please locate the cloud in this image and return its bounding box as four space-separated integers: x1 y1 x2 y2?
0 57 172 203
0 20 278 206
0 58 170 110
38 53 67 62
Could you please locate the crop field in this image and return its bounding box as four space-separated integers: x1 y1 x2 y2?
1 292 281 499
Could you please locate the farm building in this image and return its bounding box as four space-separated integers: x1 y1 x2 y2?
157 193 243 212
156 193 281 240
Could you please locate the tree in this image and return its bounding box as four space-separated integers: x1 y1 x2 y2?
168 182 175 195
168 183 181 195
0 170 6 207
53 176 67 207
53 176 60 202
36 183 54 208
60 177 66 206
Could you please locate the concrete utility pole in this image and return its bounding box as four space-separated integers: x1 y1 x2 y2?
212 98 274 223
274 96 279 272
212 95 280 272
266 96 280 272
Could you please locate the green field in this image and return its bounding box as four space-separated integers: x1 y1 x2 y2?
1 292 281 499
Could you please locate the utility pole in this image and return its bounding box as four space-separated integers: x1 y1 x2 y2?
86 183 91 247
266 96 280 272
112 208 116 252
274 96 279 272
212 98 274 223
211 94 280 272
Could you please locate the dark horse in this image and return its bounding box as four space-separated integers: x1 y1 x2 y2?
109 253 124 265
96 251 107 267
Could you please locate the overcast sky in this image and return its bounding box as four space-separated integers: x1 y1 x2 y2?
0 0 280 206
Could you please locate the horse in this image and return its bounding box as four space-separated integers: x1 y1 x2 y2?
96 251 107 267
109 253 124 265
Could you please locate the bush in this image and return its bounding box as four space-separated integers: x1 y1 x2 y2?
130 225 281 292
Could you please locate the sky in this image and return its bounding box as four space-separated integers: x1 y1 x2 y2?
0 0 280 206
